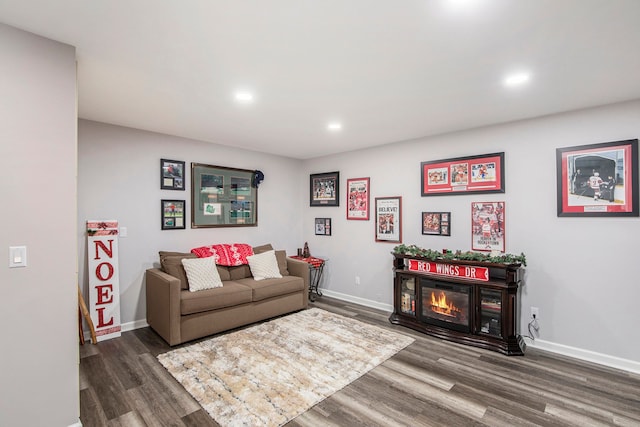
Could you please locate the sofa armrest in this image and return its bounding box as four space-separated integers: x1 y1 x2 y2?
286 257 309 290
145 268 182 346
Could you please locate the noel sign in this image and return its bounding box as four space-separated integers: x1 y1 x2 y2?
86 220 122 341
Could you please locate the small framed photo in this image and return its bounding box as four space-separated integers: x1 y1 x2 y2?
161 199 186 230
471 202 505 252
161 159 185 190
422 212 451 236
346 177 370 220
556 139 638 217
375 196 402 243
315 218 332 236
310 171 340 206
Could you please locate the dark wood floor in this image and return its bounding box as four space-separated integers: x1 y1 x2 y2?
80 297 640 426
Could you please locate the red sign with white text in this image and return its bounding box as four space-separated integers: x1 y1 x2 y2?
407 259 489 281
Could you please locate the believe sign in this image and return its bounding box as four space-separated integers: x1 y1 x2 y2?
87 220 121 341
407 259 489 282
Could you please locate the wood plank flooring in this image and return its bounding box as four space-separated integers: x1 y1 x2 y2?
79 297 640 426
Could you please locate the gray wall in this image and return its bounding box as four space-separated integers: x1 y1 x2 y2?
301 100 640 369
78 120 304 326
79 101 640 372
0 24 79 426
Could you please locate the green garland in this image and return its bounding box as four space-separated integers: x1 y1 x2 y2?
393 244 526 267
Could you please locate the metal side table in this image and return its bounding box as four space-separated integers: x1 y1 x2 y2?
290 255 326 301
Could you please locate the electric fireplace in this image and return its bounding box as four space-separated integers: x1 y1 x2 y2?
420 279 471 333
390 253 525 356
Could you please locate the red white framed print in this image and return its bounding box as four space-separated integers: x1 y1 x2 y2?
346 177 370 220
375 196 402 243
471 201 505 252
421 152 505 196
556 139 638 217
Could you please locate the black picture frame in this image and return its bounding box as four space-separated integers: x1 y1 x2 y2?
315 218 332 236
191 163 258 227
422 212 451 236
556 139 638 217
161 159 185 190
161 199 186 230
310 171 340 206
421 152 505 196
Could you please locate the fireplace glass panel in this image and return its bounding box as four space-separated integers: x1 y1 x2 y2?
399 275 416 316
420 280 471 333
480 288 502 337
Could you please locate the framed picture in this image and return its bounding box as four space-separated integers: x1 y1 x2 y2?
161 200 186 230
471 201 505 252
191 163 258 227
422 212 451 236
161 159 185 190
556 139 638 217
315 218 332 236
375 196 402 243
310 171 340 206
346 177 370 220
421 152 505 196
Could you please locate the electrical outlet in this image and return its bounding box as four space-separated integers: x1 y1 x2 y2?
355 276 361 285
530 306 539 319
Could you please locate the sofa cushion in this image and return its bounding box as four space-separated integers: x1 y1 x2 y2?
160 252 196 290
236 276 305 302
181 257 223 292
180 282 253 315
247 250 282 281
160 251 230 288
191 243 254 266
252 243 274 254
253 245 289 276
228 264 252 280
274 250 290 276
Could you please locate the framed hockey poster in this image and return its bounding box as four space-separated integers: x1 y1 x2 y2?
421 152 505 196
471 202 505 252
375 196 402 243
556 139 638 217
346 177 370 220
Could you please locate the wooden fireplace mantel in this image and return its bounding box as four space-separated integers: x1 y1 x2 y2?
389 253 525 356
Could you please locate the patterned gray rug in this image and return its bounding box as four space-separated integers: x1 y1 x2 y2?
158 307 414 427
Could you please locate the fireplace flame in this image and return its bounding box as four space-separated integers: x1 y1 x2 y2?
430 291 461 318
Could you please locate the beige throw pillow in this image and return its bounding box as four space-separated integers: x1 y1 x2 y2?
247 250 283 281
181 257 223 292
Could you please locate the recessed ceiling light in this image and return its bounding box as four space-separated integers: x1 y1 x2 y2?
503 72 531 87
234 91 254 102
327 122 342 131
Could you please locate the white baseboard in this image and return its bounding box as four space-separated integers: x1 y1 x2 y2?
320 290 640 375
525 338 640 375
68 421 82 427
319 289 394 313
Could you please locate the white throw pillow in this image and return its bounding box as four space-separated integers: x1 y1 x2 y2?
181 256 223 292
247 250 283 281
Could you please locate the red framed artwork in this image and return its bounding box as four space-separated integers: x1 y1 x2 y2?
421 152 505 196
556 139 638 217
471 201 505 252
346 177 370 220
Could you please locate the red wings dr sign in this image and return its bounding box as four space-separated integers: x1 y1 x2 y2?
87 220 122 341
407 259 489 282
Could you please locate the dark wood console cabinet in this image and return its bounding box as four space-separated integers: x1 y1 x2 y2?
390 253 525 356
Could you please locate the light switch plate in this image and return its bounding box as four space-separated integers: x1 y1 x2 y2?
9 246 27 268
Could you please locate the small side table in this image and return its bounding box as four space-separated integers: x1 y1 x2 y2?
290 255 326 301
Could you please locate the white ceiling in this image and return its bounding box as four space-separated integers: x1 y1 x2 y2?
2 0 640 159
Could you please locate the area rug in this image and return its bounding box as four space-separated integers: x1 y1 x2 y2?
157 308 414 427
